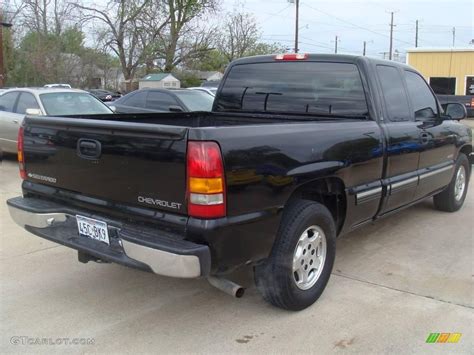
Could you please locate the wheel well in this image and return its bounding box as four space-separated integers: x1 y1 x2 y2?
459 145 472 172
287 177 346 235
459 145 472 157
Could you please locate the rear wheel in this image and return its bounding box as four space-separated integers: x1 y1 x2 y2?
255 200 336 311
433 154 470 212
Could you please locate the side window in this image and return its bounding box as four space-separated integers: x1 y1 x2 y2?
16 92 40 114
376 65 411 121
146 91 180 111
404 71 438 119
122 91 147 107
0 92 20 112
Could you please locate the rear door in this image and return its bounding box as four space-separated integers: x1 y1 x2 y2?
146 91 183 112
403 70 456 199
23 117 189 215
376 65 421 213
115 91 153 113
0 91 21 152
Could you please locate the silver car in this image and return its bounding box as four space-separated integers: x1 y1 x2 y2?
0 88 113 154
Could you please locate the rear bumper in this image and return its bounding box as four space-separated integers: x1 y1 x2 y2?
7 196 211 278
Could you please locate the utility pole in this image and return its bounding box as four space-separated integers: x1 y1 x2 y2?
0 10 4 88
363 41 367 56
334 35 338 54
452 27 456 47
292 0 300 53
0 11 13 87
415 20 419 47
389 12 395 60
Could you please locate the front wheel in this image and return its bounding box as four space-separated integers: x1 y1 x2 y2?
433 153 470 212
254 200 336 311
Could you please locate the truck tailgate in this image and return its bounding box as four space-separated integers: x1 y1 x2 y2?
22 116 189 215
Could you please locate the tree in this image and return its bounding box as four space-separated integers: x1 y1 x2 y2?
216 8 285 64
157 0 218 72
217 9 259 62
74 0 169 89
183 49 227 72
16 0 79 35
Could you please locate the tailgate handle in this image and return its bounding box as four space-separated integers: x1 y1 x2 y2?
77 139 102 160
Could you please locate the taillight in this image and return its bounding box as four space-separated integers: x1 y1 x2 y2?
17 126 26 180
275 53 308 61
187 141 226 218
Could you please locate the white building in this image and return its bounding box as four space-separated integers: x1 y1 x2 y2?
139 73 181 89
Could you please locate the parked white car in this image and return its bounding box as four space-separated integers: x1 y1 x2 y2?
0 88 113 154
188 87 217 97
44 83 72 88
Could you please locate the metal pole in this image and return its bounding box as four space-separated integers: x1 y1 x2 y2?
363 41 366 56
415 20 418 47
389 12 394 60
295 0 299 53
452 27 456 47
0 12 4 87
335 35 338 54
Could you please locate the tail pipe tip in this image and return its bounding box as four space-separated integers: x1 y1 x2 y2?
208 277 245 298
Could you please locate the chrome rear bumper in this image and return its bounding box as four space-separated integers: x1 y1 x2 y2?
7 197 210 278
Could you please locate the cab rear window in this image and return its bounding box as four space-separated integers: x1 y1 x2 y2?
215 62 368 115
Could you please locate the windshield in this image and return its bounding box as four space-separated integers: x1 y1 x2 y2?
215 62 368 116
40 92 113 115
174 90 214 111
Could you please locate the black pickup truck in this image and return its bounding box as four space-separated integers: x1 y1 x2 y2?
7 54 473 311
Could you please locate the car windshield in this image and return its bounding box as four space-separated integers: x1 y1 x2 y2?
174 90 214 111
40 92 113 115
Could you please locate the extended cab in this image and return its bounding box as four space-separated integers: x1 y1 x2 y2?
7 54 473 310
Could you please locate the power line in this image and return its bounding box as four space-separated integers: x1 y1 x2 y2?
260 5 293 24
301 3 414 46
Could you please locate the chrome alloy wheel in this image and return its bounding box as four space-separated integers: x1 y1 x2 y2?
454 165 466 201
292 225 327 290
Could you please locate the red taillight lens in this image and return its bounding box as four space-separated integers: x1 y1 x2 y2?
17 126 26 179
187 141 226 218
275 53 308 61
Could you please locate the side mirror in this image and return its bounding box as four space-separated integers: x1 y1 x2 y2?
443 103 467 120
25 108 43 116
169 105 184 112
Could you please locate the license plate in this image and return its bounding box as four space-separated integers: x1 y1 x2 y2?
76 215 110 245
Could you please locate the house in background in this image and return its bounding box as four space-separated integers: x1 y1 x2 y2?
139 73 181 89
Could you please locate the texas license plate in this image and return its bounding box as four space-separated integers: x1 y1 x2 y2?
76 215 110 245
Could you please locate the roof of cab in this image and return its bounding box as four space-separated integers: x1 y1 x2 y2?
228 53 413 70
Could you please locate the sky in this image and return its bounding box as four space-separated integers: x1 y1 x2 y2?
77 0 473 60
222 0 473 58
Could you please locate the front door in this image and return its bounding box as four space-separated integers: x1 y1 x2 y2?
402 70 457 199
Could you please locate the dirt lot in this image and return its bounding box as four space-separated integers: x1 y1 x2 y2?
1 122 473 353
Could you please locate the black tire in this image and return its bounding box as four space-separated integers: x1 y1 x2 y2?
254 199 336 311
433 153 470 212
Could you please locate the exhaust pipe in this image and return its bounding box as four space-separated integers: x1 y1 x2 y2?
208 277 245 298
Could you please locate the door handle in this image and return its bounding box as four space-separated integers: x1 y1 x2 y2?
77 139 102 160
12 119 19 124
